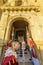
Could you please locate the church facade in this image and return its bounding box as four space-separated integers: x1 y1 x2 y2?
0 0 43 65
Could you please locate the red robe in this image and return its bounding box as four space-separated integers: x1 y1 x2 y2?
29 39 34 48
2 55 18 65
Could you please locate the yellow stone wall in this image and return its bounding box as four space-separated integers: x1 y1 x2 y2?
0 0 3 6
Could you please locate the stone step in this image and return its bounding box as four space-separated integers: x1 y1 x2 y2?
19 62 34 65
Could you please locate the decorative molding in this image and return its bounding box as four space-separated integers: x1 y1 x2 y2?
0 6 40 12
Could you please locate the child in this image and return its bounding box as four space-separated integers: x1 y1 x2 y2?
2 39 19 65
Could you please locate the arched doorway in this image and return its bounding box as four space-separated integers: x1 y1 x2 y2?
2 18 36 65
9 18 33 63
5 17 32 41
9 19 30 42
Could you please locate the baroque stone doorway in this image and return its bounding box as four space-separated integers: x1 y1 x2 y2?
9 19 30 42
8 19 33 65
1 18 34 65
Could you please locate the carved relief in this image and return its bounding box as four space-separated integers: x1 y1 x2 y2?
5 0 38 7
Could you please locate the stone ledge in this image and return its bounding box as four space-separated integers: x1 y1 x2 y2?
0 6 40 12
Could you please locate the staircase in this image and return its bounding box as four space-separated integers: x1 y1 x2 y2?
17 49 34 65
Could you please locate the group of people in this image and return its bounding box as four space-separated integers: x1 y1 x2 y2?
1 36 40 65
2 39 19 65
1 36 26 65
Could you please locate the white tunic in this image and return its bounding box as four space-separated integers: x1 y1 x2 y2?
4 47 17 58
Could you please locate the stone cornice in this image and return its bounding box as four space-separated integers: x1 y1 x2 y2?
0 5 40 12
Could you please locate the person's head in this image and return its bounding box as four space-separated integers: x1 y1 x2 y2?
11 39 19 50
18 36 24 41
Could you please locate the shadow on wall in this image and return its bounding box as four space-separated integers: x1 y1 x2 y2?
0 39 8 56
0 39 8 64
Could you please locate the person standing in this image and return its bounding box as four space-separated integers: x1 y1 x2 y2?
1 39 19 65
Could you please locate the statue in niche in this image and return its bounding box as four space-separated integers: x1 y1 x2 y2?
15 0 22 6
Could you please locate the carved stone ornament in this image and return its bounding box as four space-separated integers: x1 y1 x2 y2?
15 0 22 6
